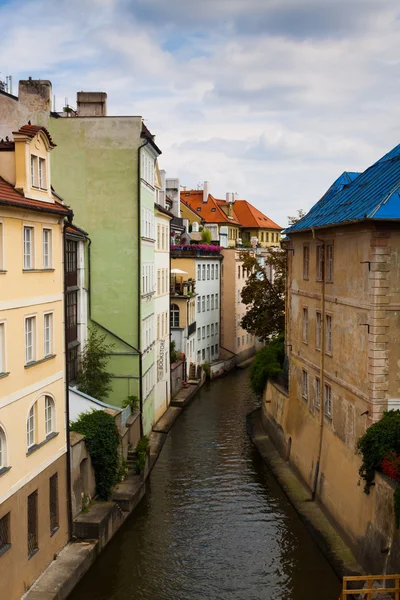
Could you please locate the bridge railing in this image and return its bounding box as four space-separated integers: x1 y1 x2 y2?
340 574 400 599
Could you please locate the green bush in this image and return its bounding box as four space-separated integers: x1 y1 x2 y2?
71 410 121 500
250 334 285 396
122 395 139 412
201 228 212 244
170 340 179 364
135 436 150 474
77 325 114 401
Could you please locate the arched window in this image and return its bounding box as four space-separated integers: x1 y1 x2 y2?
45 396 55 436
0 427 6 469
170 304 179 328
27 404 36 449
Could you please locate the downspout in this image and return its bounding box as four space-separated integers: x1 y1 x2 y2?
63 218 73 540
137 137 150 437
312 227 325 500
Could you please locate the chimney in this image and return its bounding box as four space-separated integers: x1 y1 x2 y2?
203 181 210 204
166 177 180 218
77 92 107 117
18 78 52 124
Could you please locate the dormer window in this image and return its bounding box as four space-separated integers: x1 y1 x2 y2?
31 155 47 190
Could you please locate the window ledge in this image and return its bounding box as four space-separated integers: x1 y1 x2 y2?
0 466 11 478
23 269 55 273
325 351 333 358
25 355 56 369
0 270 6 274
50 525 59 538
141 292 155 299
0 543 11 558
27 432 59 456
0 372 10 379
28 548 39 560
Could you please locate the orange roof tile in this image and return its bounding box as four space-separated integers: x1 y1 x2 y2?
13 124 56 148
233 200 282 230
0 176 71 216
180 190 241 225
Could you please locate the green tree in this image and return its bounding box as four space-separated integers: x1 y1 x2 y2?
250 335 285 396
201 228 212 244
287 209 306 226
77 325 114 401
240 248 286 342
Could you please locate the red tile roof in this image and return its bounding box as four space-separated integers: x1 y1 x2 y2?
13 124 56 148
233 200 282 230
180 190 241 225
0 176 71 216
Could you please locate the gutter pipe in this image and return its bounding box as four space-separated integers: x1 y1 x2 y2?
63 217 73 541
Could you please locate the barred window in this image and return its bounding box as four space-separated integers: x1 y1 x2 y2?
0 513 10 556
28 490 38 558
49 473 59 534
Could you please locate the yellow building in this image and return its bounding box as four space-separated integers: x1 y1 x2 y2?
0 125 71 600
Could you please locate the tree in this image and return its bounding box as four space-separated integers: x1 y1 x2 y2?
287 209 306 226
201 228 212 244
77 325 114 401
240 247 286 342
250 334 285 396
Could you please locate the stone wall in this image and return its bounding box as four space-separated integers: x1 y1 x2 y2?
171 360 185 397
70 432 96 519
262 380 400 573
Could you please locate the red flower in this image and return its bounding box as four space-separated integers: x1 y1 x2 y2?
382 452 400 481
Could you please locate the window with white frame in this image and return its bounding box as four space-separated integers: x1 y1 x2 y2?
171 304 179 328
142 208 155 239
202 296 205 312
211 264 215 279
207 264 210 280
157 224 161 250
207 325 210 337
142 315 155 350
162 226 166 250
316 311 321 349
45 396 54 436
326 315 332 353
215 294 219 309
197 265 201 281
202 265 206 280
23 226 34 269
142 263 154 295
27 403 36 449
237 289 240 303
302 370 308 399
0 322 5 374
25 316 36 364
324 384 332 417
42 228 52 269
0 222 3 270
202 326 205 339
197 327 201 340
215 264 219 279
303 307 308 343
31 155 38 187
0 426 6 469
211 323 214 336
44 313 53 357
211 294 214 310
197 296 201 314
315 377 321 408
38 158 46 190
207 295 210 311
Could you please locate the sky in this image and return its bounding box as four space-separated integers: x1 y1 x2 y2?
1 0 400 227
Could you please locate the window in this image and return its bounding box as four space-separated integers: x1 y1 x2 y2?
157 270 161 295
197 265 201 281
242 266 245 278
142 263 154 295
44 313 53 357
202 296 205 312
207 325 210 337
326 315 332 353
202 265 206 280
324 384 332 417
302 370 308 399
215 294 219 309
38 158 46 189
207 264 210 280
0 322 5 374
28 490 38 557
157 224 161 250
27 404 36 449
202 349 205 360
238 265 241 279
171 304 179 328
25 316 36 364
215 343 219 353
66 292 77 344
303 245 309 279
302 308 308 344
237 337 240 346
215 322 218 335
266 232 269 242
215 264 219 279
0 513 11 555
49 473 59 534
197 327 201 340
211 324 214 336
23 226 34 269
142 315 155 350
45 396 54 436
0 427 6 469
317 245 324 281
207 295 210 311
315 377 321 408
261 232 264 242
237 315 240 327
316 311 321 349
197 350 201 363
237 289 241 303
66 240 77 287
326 244 333 282
197 296 201 314
211 265 215 279
0 222 4 270
31 155 38 187
162 227 165 250
68 347 78 383
211 345 214 356
202 326 205 339
242 335 244 345
211 294 214 310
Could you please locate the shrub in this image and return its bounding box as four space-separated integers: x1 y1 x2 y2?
170 340 179 363
122 395 139 412
250 334 285 396
77 325 114 401
71 410 121 500
135 436 150 474
201 228 212 244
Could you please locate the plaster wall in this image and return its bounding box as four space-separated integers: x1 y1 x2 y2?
195 258 221 364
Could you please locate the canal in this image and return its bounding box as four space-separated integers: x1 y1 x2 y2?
69 368 341 600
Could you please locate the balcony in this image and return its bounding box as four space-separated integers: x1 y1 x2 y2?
170 244 222 258
187 321 196 337
170 279 196 297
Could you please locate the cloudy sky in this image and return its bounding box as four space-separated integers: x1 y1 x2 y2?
1 0 400 227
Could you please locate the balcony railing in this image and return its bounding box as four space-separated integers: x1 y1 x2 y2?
187 321 196 337
171 244 222 257
170 280 196 297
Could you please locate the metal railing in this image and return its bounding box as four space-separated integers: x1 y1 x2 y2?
187 321 196 337
28 490 38 557
121 405 132 428
340 574 400 599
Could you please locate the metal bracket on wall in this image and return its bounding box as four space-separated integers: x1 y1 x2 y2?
360 261 371 271
360 323 370 333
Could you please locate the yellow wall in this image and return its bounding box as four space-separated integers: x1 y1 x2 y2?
180 203 202 225
14 132 53 203
241 228 281 247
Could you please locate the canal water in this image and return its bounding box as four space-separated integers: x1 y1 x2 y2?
69 368 341 600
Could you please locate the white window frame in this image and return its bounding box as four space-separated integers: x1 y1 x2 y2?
25 315 37 364
38 157 47 190
27 403 36 449
326 314 332 354
31 155 38 187
0 221 4 271
215 294 219 309
215 264 219 280
45 395 55 436
44 312 53 357
316 311 321 349
315 377 321 408
23 225 35 270
0 426 6 469
42 228 52 269
197 265 201 281
171 304 179 328
324 384 332 417
0 321 6 374
303 307 308 344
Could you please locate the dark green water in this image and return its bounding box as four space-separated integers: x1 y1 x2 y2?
69 368 341 600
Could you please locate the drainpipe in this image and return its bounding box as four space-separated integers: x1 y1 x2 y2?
137 137 150 437
63 218 73 540
312 227 325 501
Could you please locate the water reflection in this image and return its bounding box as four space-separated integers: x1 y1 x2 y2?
69 369 341 600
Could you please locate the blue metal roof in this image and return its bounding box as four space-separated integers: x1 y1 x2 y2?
285 144 400 233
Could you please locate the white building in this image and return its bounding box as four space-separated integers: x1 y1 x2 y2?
195 256 222 365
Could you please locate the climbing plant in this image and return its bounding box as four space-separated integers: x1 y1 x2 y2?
357 410 400 528
71 410 121 500
250 334 285 396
